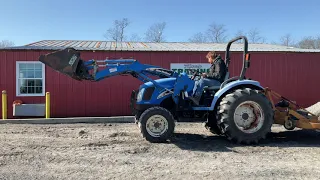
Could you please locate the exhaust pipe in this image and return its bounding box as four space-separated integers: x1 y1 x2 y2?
39 48 91 81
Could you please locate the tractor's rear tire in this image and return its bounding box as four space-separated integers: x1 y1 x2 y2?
205 112 223 135
217 88 274 144
138 106 175 143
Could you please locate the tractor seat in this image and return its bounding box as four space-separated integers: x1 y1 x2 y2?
203 72 230 91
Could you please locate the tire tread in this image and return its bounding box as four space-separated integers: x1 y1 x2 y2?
139 106 175 143
217 88 274 144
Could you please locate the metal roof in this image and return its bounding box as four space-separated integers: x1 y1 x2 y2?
2 40 320 52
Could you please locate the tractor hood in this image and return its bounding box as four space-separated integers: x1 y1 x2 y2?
142 78 176 89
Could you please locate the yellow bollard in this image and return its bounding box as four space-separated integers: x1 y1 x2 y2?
2 90 7 120
46 92 50 119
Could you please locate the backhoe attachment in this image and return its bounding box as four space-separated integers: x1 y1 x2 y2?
264 88 320 130
39 48 92 81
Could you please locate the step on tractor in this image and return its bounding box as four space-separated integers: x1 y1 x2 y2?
39 36 320 144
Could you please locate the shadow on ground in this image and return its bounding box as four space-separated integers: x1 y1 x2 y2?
170 129 320 152
264 129 320 147
170 133 232 152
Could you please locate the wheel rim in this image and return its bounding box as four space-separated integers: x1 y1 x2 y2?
146 115 168 137
233 101 265 134
285 120 293 129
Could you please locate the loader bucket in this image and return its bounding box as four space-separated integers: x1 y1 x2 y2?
39 48 90 81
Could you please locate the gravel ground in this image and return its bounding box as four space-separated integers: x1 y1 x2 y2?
0 122 320 180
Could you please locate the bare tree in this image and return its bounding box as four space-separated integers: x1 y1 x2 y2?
315 35 320 49
234 30 247 43
104 18 130 42
247 28 266 43
298 36 317 49
206 22 227 43
188 32 208 43
130 33 142 42
145 22 166 42
0 40 14 48
279 34 295 46
235 30 246 37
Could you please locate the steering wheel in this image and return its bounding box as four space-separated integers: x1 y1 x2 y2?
191 70 201 80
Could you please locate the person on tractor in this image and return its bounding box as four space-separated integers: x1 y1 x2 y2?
189 51 227 105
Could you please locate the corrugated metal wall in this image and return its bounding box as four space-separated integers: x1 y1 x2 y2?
1 50 320 118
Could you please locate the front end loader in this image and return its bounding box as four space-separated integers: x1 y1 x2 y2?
39 36 320 144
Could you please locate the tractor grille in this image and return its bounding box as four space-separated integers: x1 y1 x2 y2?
143 87 155 101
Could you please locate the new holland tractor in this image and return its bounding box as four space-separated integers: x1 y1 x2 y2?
39 36 274 144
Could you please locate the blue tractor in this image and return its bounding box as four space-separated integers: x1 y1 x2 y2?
39 36 274 144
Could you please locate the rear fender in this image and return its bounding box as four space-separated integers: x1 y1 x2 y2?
192 80 263 111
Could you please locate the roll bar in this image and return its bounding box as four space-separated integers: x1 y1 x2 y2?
225 36 250 80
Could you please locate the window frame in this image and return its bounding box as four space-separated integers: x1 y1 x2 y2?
16 61 46 97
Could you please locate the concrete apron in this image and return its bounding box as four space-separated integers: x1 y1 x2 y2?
0 116 135 124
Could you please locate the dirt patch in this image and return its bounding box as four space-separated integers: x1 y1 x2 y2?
82 141 110 147
0 123 319 179
78 129 87 136
108 132 129 137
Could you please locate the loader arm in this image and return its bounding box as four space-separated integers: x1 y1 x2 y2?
39 48 178 89
84 59 178 90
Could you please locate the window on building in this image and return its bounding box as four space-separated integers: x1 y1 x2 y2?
16 61 45 96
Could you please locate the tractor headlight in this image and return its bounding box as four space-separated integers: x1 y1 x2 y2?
136 88 145 102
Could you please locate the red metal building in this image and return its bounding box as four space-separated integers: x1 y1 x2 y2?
1 40 320 119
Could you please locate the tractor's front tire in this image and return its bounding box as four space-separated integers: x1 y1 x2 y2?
217 88 274 144
138 106 175 143
134 111 142 124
